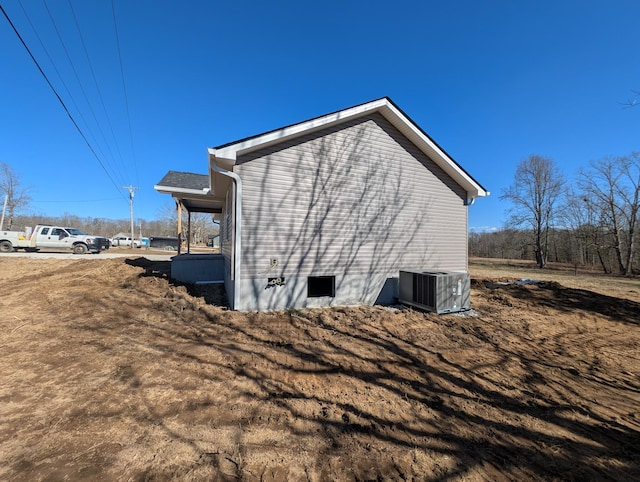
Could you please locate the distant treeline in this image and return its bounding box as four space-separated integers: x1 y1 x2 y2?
469 228 636 275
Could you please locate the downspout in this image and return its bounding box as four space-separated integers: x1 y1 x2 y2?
464 195 476 270
210 161 242 310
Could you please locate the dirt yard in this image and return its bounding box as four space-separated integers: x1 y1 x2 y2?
0 256 638 481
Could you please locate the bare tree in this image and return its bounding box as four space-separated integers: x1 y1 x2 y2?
500 155 565 268
560 189 610 272
468 228 530 260
578 153 640 275
156 201 181 236
156 201 216 244
185 212 214 245
0 162 31 230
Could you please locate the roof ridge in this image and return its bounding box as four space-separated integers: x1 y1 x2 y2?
211 97 391 151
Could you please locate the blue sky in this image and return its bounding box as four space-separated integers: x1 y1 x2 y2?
1 0 639 231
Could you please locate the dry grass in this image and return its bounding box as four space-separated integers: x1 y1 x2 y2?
0 256 638 481
470 257 640 302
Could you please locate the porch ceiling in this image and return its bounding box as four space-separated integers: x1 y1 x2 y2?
177 195 223 214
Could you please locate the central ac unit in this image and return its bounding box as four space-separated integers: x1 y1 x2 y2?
398 270 470 314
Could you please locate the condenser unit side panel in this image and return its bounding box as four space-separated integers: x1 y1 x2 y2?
460 275 471 310
434 273 471 314
398 271 415 305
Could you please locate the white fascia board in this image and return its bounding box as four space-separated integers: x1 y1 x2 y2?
209 99 389 163
207 149 234 169
209 98 488 199
153 185 211 196
207 150 233 198
379 103 488 198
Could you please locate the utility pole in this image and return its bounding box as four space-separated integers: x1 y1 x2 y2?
122 185 139 244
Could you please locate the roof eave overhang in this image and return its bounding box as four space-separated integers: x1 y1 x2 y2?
153 185 211 196
208 98 488 199
206 150 234 200
154 184 226 214
208 99 390 164
377 102 489 199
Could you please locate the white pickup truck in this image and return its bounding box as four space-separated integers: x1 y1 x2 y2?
0 225 110 254
110 236 141 248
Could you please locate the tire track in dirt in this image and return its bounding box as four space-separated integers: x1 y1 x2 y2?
0 258 638 480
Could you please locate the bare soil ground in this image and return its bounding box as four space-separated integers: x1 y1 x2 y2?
0 256 638 481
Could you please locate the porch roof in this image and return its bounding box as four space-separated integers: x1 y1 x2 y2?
153 170 223 213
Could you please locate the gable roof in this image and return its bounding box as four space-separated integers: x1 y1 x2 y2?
208 97 489 199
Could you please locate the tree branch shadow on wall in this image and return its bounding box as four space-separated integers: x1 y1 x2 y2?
241 115 444 310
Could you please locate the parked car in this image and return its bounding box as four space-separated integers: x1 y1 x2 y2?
110 236 141 248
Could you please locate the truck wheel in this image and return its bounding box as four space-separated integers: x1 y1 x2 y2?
73 243 88 255
0 240 13 253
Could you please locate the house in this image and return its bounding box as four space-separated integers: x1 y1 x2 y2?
155 97 488 311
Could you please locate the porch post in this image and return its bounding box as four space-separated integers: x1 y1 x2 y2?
187 211 192 253
177 201 182 255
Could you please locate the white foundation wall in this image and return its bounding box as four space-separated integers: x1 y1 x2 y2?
235 272 398 312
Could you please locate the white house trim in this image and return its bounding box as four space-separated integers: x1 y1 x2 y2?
153 185 211 196
208 97 489 200
209 156 243 310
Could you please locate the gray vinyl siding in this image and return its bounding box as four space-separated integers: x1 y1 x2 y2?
235 112 468 282
220 187 235 306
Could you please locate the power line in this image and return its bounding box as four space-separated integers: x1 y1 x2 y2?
16 0 111 167
41 0 127 187
111 0 139 188
31 198 123 204
67 0 130 185
0 3 126 198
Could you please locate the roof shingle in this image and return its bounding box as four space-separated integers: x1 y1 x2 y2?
155 170 208 190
